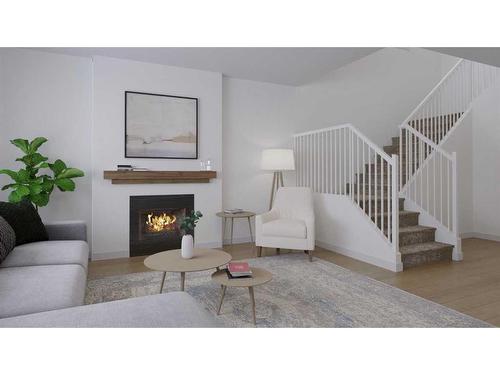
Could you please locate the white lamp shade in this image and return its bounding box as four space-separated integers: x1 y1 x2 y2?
261 149 295 171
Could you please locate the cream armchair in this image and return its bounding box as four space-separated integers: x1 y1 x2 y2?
255 187 315 261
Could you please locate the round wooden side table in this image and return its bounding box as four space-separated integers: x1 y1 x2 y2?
216 211 256 245
144 248 232 293
211 267 272 325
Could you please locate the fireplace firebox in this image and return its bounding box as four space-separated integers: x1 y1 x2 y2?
130 194 194 257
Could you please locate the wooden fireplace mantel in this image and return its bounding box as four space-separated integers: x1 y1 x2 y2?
103 170 217 184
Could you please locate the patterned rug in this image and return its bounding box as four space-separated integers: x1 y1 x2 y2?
86 253 490 327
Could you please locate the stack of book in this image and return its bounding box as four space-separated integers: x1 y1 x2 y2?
224 208 244 214
117 165 150 171
226 262 252 279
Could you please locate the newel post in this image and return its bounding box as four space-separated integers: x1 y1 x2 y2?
391 155 401 268
451 151 463 261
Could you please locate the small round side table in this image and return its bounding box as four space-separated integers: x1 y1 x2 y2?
216 211 256 245
144 248 232 293
211 267 272 325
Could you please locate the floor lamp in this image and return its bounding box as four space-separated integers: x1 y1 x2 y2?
261 149 295 209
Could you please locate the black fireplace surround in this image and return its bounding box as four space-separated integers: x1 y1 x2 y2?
130 194 194 257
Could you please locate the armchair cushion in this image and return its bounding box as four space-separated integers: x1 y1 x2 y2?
262 218 307 239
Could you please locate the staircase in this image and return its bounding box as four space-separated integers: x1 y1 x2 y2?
377 125 458 268
293 58 500 271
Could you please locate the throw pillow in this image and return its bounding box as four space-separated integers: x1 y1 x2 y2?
0 216 16 263
0 200 48 246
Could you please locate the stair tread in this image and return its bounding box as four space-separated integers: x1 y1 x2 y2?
400 241 453 255
398 225 436 234
353 194 403 200
371 210 418 218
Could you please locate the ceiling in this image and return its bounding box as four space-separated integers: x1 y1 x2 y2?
428 48 500 67
34 47 380 86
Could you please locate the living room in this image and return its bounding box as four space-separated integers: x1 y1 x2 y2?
1 1 499 374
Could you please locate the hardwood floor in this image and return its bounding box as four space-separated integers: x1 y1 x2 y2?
88 238 500 326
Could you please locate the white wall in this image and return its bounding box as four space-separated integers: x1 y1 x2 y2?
471 83 500 239
0 49 92 236
222 48 458 245
222 78 296 243
294 48 458 147
315 194 401 271
92 56 223 259
1 47 476 263
442 111 474 235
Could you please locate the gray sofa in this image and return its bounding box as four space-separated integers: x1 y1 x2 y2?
0 221 218 327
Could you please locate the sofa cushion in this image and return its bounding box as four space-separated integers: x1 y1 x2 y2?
262 218 307 239
0 292 220 327
0 240 89 270
0 264 86 319
0 216 16 263
0 200 48 246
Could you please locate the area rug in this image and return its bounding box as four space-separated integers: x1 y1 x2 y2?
86 253 490 327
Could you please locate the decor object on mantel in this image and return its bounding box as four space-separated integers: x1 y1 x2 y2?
103 170 217 184
116 164 150 171
260 149 295 209
0 137 84 208
180 210 203 259
125 91 198 159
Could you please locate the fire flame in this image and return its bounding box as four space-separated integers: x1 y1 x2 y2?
145 213 177 232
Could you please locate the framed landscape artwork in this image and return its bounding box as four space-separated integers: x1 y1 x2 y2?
125 91 198 159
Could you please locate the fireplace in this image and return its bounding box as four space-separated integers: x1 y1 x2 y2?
130 194 194 257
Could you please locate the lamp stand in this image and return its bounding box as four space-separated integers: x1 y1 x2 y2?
269 171 284 209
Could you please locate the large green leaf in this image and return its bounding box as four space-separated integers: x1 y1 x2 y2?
55 178 75 191
16 169 30 183
0 169 19 182
10 139 30 154
49 159 67 175
29 184 42 195
16 153 49 168
8 190 23 203
58 168 84 179
30 192 49 207
29 137 48 153
41 177 54 192
16 185 30 197
32 176 44 185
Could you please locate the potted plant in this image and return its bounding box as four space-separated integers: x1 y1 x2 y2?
0 137 84 209
179 210 203 259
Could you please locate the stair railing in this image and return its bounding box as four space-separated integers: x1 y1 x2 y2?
398 58 500 260
293 124 399 253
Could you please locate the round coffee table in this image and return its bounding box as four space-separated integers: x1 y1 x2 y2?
144 248 232 293
211 267 272 325
216 211 256 244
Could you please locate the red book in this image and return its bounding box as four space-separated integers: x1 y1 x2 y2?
227 262 252 277
228 262 250 273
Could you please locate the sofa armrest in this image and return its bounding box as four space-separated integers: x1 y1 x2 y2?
44 221 87 242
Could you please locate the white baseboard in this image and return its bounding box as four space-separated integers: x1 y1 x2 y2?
316 240 403 272
196 241 223 249
460 232 500 242
90 241 223 261
91 250 129 261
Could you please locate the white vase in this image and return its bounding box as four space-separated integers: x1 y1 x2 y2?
181 234 194 259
